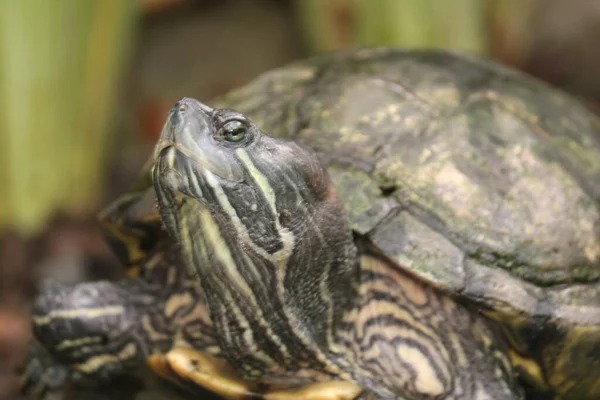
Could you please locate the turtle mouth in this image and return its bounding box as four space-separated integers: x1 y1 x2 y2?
152 145 206 204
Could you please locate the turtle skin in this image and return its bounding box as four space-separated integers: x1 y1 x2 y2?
20 239 221 400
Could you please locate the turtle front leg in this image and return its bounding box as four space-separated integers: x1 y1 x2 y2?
150 348 363 400
343 254 525 400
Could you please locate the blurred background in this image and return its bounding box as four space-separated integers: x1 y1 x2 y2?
2 0 600 398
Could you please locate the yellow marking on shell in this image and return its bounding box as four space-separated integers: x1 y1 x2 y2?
373 110 387 125
434 162 480 218
56 336 103 351
584 239 600 263
32 306 125 326
73 343 137 374
264 381 362 400
165 292 195 318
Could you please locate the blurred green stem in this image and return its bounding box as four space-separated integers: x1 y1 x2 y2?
295 0 487 53
0 0 136 236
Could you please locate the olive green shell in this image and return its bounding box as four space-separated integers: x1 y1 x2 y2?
210 48 600 398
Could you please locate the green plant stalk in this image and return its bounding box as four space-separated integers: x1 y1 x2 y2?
293 0 355 53
294 0 487 54
486 0 536 66
73 0 137 212
0 0 136 236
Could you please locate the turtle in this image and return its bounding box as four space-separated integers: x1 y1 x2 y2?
149 47 600 400
25 47 600 400
21 162 362 400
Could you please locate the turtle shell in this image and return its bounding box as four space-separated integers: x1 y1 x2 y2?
210 48 600 398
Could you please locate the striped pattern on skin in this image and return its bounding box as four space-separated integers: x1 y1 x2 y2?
337 251 520 399
154 141 355 384
152 99 523 399
23 242 218 396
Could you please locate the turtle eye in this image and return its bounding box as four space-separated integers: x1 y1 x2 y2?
219 120 248 143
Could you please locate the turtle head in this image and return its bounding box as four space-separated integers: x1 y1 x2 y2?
152 97 358 376
31 279 165 383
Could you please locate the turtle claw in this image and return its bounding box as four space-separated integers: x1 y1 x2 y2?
149 348 363 400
